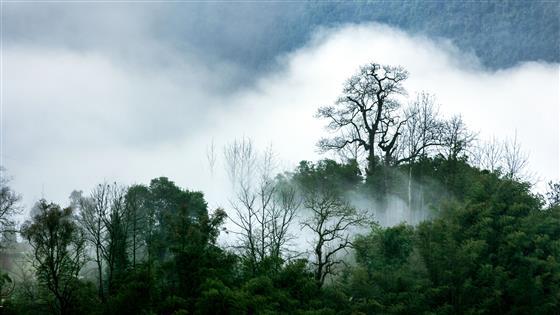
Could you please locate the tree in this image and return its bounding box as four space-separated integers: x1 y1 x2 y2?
76 184 109 302
224 138 300 275
503 132 529 180
0 168 21 234
399 92 444 164
293 160 367 287
473 136 504 173
398 93 444 207
21 200 87 315
546 181 560 208
75 182 130 300
317 63 408 176
102 184 130 294
348 224 429 314
124 184 150 267
440 115 476 161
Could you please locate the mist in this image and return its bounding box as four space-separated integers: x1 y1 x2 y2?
4 20 557 224
2 5 559 313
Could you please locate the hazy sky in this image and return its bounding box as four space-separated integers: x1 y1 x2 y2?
2 4 559 216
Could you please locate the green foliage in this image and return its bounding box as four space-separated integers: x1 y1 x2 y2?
341 164 560 315
294 159 362 196
8 147 560 314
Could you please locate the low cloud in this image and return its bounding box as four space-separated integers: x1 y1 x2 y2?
3 23 558 216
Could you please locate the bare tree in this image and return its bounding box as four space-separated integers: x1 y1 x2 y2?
399 93 444 163
334 128 367 168
503 132 529 180
101 184 129 294
474 136 504 172
317 63 409 176
398 93 445 207
440 115 476 161
77 184 108 302
299 184 367 287
377 102 409 167
76 182 130 300
224 139 299 274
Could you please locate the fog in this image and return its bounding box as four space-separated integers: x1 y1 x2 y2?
3 19 558 224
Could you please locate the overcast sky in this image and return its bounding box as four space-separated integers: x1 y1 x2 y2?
2 4 559 216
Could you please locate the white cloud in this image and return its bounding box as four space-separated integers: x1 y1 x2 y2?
3 23 558 215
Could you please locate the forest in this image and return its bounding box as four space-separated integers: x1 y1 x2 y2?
200 1 559 71
1 63 559 315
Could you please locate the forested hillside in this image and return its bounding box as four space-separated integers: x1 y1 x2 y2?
212 1 559 71
301 1 559 68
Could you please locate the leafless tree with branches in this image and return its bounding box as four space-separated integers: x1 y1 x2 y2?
503 132 529 180
299 183 368 287
224 138 300 274
317 63 409 176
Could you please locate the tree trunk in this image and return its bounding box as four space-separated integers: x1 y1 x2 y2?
96 243 104 302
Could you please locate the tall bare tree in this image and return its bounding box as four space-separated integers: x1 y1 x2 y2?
224 138 299 274
77 184 108 302
399 93 444 164
317 63 408 176
399 93 445 207
101 184 129 294
76 182 130 300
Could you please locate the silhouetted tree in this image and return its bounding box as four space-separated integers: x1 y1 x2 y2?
224 139 300 275
21 200 87 315
0 168 21 234
293 160 367 287
317 63 408 177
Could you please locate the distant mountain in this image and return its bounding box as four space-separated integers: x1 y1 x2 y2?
8 2 556 72
298 1 559 69
179 1 558 72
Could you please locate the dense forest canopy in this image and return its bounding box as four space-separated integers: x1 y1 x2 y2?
1 59 559 314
